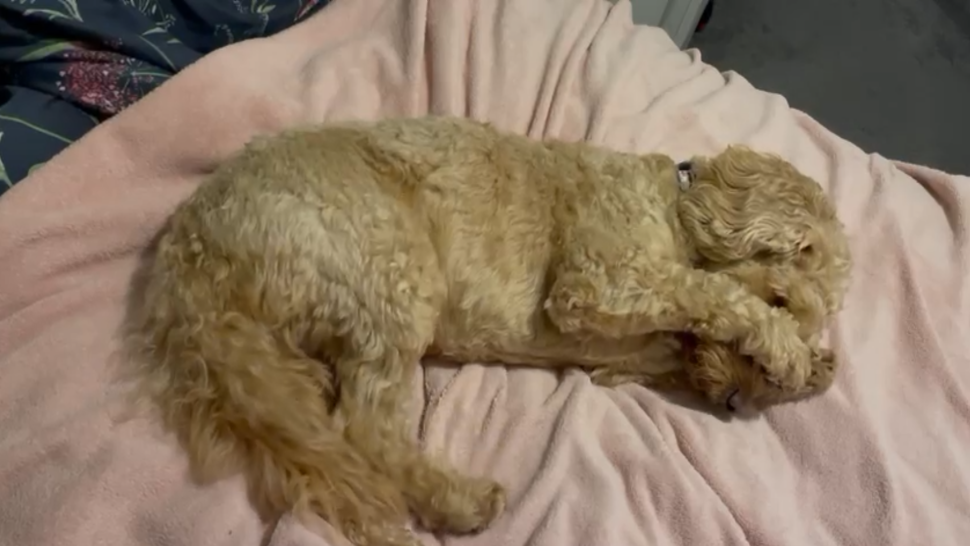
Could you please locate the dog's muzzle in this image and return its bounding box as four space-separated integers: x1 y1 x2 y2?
676 161 694 191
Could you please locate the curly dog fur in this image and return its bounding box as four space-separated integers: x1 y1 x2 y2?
128 117 851 545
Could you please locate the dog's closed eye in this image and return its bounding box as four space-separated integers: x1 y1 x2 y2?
770 295 788 308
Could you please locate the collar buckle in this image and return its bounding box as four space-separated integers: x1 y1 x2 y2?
676 161 694 191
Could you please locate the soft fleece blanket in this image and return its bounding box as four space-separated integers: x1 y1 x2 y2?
1 0 969 545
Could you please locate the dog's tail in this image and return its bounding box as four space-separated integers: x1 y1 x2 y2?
127 252 409 539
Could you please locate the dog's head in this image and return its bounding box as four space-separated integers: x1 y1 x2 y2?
676 145 851 341
676 338 837 416
673 146 851 413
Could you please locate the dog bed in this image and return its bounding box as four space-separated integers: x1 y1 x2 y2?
1 0 968 545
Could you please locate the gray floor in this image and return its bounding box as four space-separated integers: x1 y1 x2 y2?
689 0 970 175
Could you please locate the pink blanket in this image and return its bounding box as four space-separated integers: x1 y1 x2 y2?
2 0 969 544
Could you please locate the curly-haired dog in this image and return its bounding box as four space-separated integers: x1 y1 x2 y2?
128 116 851 546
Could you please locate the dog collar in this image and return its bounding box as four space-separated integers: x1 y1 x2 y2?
676 161 694 191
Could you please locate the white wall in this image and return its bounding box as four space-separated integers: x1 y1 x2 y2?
626 0 708 48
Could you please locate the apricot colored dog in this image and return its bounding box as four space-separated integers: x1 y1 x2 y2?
129 117 850 546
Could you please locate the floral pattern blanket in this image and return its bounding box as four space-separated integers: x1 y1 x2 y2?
0 0 331 195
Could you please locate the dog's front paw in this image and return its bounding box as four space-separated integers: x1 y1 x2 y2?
747 312 813 393
757 346 812 394
813 346 835 365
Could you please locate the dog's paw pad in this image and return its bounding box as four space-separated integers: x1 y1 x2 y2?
757 363 784 387
812 347 835 364
756 361 811 394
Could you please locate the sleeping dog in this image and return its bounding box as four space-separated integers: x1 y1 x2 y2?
128 116 850 546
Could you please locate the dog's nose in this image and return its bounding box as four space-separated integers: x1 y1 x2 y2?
725 389 742 413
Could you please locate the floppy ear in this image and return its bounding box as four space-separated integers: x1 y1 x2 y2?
738 215 810 259
677 147 814 262
678 184 811 261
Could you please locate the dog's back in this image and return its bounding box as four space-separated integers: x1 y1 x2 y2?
195 117 585 351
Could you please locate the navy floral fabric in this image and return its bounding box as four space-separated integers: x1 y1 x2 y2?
0 0 331 196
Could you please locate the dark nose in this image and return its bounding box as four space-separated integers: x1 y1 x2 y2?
677 161 693 171
725 389 742 412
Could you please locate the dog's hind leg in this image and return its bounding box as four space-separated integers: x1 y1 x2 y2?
131 257 419 546
320 208 506 536
334 327 506 535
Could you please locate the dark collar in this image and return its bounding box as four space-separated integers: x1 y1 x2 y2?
676 161 694 191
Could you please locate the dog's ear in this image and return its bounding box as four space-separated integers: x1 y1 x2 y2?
677 147 818 263
678 183 813 262
734 214 810 260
